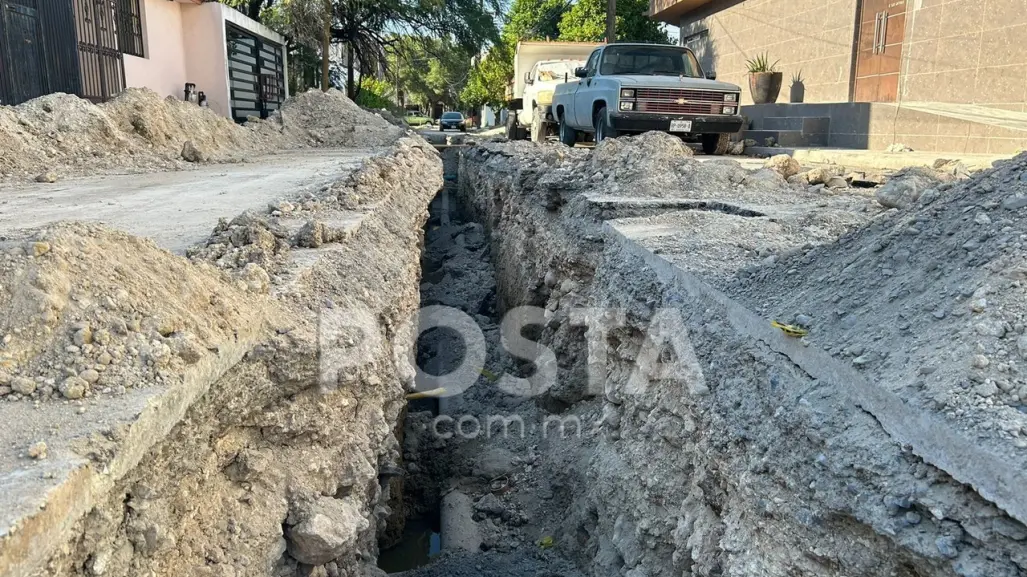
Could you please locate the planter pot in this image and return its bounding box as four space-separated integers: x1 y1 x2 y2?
748 72 783 105
790 82 805 103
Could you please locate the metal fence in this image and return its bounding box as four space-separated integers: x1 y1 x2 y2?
73 0 125 102
0 0 81 106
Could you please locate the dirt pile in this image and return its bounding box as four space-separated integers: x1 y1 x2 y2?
0 88 405 181
0 223 259 403
738 152 1027 468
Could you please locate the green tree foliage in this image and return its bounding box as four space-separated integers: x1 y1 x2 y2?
503 0 570 44
558 0 668 43
389 37 472 110
353 77 396 109
460 42 513 113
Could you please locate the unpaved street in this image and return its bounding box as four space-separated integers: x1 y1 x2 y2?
0 148 375 253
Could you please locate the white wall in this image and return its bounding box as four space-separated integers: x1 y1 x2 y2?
121 0 289 119
180 3 230 117
123 0 188 100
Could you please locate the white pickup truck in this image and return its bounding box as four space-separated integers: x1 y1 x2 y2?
506 41 601 141
552 43 744 154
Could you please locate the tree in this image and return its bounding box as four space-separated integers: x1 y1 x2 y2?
503 0 570 44
461 42 513 115
558 0 668 43
389 37 473 110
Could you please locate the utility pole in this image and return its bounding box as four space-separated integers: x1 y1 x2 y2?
605 0 616 43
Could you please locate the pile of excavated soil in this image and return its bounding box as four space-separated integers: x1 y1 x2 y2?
0 88 404 181
735 152 1027 459
0 223 262 403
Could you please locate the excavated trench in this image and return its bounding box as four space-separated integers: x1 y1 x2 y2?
374 139 1027 577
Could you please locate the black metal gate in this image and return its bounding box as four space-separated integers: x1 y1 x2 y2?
72 0 124 102
0 0 79 106
226 23 284 123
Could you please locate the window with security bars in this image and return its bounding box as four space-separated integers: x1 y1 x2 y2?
115 0 144 57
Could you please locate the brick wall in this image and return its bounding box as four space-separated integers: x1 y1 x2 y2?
680 0 860 105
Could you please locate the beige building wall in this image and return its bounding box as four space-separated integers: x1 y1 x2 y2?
899 0 1027 110
680 0 860 105
181 3 232 118
123 0 188 100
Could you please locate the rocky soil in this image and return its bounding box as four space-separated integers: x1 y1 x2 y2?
0 88 404 182
415 132 1027 577
0 135 441 577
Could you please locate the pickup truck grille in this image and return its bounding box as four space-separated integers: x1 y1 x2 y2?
638 101 721 114
635 88 724 102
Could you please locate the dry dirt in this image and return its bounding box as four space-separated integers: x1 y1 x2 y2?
0 88 403 182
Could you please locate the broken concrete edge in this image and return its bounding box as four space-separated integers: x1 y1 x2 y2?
440 490 482 553
0 137 441 577
745 147 1011 172
603 220 1027 526
0 327 260 577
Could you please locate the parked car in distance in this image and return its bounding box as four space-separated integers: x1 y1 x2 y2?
404 111 433 127
552 43 743 154
439 112 467 132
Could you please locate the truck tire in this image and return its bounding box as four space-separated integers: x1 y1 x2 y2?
531 107 544 142
558 114 578 147
594 107 619 142
701 133 730 155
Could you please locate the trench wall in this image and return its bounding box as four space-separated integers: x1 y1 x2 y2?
458 141 1027 577
0 138 442 577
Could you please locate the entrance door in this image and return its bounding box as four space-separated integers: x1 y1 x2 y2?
853 0 906 102
1 0 44 105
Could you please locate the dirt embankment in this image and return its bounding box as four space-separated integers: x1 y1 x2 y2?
449 133 1027 577
0 88 404 182
0 136 442 577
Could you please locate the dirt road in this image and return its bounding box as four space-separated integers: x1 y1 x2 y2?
0 148 375 253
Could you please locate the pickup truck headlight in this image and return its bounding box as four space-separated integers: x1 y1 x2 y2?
537 90 554 105
620 101 635 111
620 88 635 99
724 93 738 102
723 106 737 115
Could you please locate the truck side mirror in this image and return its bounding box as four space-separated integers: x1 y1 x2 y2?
705 70 717 80
525 72 533 85
574 67 587 78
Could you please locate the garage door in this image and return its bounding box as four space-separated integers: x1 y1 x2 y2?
226 23 284 123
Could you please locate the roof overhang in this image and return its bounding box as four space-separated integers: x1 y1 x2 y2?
648 0 715 24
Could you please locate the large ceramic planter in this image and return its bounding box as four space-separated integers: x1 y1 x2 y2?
749 72 783 104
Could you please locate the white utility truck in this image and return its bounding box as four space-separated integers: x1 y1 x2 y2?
506 41 601 141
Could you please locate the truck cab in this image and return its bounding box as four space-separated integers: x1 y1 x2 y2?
519 60 583 142
505 41 602 141
552 44 744 153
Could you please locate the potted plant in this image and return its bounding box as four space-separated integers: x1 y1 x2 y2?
790 71 805 103
746 53 782 105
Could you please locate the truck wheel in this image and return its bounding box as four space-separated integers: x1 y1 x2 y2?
531 108 545 142
701 133 730 155
594 107 619 142
559 115 578 147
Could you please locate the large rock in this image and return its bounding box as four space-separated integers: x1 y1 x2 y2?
474 446 516 478
764 154 801 179
875 166 952 209
181 140 207 163
286 497 368 565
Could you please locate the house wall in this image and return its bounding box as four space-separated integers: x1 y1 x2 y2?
680 0 860 105
122 0 188 100
899 0 1027 110
181 3 231 117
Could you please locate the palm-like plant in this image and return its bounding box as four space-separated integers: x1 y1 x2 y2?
746 52 779 74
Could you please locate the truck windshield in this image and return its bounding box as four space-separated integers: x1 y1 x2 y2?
537 61 581 82
599 46 702 77
441 112 463 120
